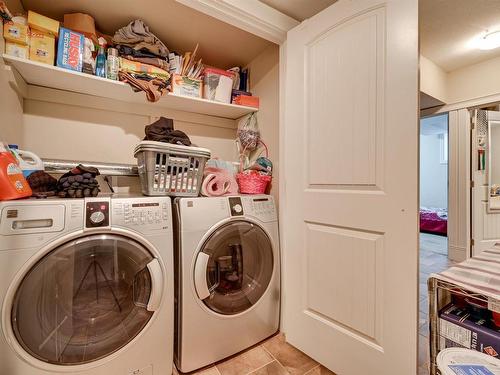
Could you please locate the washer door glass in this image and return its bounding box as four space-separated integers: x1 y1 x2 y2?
11 234 156 365
199 220 274 315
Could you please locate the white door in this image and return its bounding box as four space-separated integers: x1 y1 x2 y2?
282 0 419 374
472 109 500 255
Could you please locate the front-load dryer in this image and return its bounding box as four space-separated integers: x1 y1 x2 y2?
174 195 280 373
0 195 174 375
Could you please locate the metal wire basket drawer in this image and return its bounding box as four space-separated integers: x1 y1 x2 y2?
134 141 211 196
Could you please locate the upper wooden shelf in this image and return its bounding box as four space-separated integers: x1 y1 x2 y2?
2 54 257 120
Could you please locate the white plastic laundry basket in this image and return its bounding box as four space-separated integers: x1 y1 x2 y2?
134 141 211 196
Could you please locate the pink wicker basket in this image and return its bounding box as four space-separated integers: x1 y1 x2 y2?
237 173 272 194
237 140 272 194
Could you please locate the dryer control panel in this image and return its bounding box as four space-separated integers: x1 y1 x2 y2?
242 195 277 222
112 197 170 232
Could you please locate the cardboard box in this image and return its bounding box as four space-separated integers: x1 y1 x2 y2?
28 10 59 36
5 42 28 59
29 30 55 65
56 27 84 72
172 74 202 98
439 304 500 358
63 13 96 40
3 21 29 45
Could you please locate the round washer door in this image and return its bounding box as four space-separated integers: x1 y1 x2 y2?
10 233 162 365
194 220 274 315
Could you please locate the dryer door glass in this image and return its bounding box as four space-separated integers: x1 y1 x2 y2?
199 220 274 315
11 234 156 365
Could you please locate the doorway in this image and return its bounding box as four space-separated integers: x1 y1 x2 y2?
418 113 457 372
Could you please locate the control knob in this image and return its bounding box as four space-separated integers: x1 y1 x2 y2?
89 211 106 225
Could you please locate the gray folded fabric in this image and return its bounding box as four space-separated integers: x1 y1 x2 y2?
113 20 169 57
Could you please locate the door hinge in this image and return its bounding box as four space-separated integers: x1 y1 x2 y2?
470 180 475 188
471 239 475 246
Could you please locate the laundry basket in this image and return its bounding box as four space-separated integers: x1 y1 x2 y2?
134 141 211 196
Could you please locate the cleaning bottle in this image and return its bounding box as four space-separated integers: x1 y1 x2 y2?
95 45 107 78
8 145 44 177
0 142 32 200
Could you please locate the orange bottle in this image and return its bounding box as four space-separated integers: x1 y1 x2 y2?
0 142 32 200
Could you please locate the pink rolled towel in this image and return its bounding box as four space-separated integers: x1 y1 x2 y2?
201 167 239 197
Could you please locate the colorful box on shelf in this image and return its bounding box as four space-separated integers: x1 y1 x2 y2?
27 10 59 36
233 94 259 108
5 42 28 59
3 21 29 45
171 74 202 98
56 27 84 72
29 30 55 65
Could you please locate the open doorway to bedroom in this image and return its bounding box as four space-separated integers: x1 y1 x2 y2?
420 113 449 253
418 113 457 371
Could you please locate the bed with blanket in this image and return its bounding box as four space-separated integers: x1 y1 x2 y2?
420 207 447 236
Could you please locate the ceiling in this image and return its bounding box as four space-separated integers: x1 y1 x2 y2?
420 0 500 72
260 0 336 21
11 0 273 69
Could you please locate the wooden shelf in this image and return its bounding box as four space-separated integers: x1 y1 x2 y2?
2 54 257 120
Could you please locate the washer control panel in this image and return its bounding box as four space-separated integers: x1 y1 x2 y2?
242 196 277 222
229 197 244 216
85 201 110 228
112 197 170 231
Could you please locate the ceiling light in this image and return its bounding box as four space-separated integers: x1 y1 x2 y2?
477 31 500 50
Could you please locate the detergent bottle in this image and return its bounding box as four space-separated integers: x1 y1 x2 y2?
0 142 32 200
8 145 44 177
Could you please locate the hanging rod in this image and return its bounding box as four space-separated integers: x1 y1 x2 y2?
43 159 139 176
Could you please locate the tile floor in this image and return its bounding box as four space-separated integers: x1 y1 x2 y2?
418 233 456 375
175 333 335 375
176 232 454 375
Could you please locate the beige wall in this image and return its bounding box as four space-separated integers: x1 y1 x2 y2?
22 100 237 164
420 55 447 104
421 54 500 106
246 44 280 200
447 55 500 104
0 26 23 144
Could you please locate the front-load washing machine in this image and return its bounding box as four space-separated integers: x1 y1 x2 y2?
174 195 280 373
0 195 174 375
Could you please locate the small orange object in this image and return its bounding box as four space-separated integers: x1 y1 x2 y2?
0 143 32 200
233 95 259 108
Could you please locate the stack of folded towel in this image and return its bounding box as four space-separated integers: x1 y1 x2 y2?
113 20 171 101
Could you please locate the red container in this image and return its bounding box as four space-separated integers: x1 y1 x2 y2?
493 311 500 328
0 143 32 200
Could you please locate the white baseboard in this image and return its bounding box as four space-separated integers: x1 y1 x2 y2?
448 245 467 262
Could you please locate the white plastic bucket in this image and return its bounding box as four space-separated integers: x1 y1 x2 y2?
437 348 500 374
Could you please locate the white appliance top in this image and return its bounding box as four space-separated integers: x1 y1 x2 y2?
0 194 171 238
177 195 277 231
